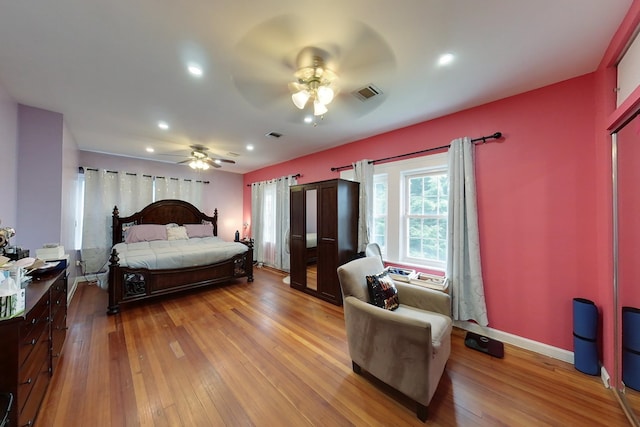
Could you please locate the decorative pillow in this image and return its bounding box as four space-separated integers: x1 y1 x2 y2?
166 226 189 240
184 223 214 238
366 270 399 310
124 224 167 243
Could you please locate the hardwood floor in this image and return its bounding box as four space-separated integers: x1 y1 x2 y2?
38 267 630 426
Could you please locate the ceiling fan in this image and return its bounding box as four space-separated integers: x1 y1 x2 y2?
175 145 236 170
231 15 396 122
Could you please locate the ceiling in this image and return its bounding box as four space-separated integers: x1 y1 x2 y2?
0 1 631 174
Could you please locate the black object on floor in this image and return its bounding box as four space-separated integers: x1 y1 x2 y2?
464 331 504 358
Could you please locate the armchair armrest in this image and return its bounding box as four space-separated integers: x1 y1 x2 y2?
395 282 451 317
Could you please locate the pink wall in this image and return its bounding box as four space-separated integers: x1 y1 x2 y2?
0 80 18 229
79 151 245 242
244 74 600 352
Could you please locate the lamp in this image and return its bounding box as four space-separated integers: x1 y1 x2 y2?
188 150 211 170
290 56 337 116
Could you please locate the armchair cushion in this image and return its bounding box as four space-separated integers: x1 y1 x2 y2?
366 270 399 310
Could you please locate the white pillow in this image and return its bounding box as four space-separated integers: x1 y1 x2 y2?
166 226 189 240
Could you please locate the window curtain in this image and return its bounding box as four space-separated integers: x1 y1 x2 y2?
352 159 374 253
155 177 203 207
446 137 489 326
250 175 297 271
81 170 153 285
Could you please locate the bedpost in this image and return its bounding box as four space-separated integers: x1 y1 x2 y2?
246 245 254 282
112 205 120 246
213 208 218 236
107 248 121 315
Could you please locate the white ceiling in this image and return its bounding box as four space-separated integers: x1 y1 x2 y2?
0 1 631 174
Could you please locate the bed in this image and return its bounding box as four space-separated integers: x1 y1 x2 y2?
107 199 253 314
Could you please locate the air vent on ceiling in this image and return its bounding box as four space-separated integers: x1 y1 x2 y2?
266 131 283 138
352 84 383 101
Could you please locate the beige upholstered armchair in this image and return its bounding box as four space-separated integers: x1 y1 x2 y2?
337 256 452 421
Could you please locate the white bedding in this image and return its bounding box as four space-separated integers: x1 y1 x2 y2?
112 237 248 270
306 232 317 248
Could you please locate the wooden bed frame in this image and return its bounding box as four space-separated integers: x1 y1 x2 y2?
107 199 253 314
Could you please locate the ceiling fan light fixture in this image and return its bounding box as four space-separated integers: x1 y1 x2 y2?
316 85 334 105
189 158 210 170
313 99 328 116
292 90 310 109
290 54 337 116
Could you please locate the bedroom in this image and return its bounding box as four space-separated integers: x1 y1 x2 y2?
0 1 639 425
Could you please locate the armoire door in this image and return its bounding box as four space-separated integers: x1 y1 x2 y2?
289 185 306 290
317 181 341 303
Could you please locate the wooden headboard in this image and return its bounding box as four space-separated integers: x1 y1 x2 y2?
112 199 218 245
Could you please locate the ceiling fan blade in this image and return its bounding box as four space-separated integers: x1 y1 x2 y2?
334 22 396 93
211 158 236 164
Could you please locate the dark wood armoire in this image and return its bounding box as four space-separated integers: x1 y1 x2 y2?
289 178 359 305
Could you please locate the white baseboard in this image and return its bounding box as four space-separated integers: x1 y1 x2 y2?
601 366 611 388
455 321 616 390
454 320 574 364
68 277 80 303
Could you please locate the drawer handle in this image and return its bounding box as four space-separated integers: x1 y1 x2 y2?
30 318 37 325
21 377 32 385
22 421 33 427
26 338 36 346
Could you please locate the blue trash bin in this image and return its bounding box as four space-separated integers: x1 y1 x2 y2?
623 306 640 391
573 298 600 375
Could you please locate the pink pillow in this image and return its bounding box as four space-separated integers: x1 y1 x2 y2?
184 224 214 238
124 224 167 243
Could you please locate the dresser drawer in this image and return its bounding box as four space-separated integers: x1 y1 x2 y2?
20 295 49 340
18 366 49 427
51 307 67 372
50 287 66 319
19 308 49 366
17 328 49 414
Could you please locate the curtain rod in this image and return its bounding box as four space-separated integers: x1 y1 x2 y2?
78 167 210 184
330 132 503 172
246 173 301 187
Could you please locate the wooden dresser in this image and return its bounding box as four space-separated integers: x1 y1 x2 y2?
0 268 67 427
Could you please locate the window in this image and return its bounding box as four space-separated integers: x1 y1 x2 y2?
404 170 448 268
342 152 448 270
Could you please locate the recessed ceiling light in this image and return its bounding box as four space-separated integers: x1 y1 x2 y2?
187 64 203 77
304 116 313 124
146 147 155 153
246 144 254 151
438 53 455 66
157 121 169 130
